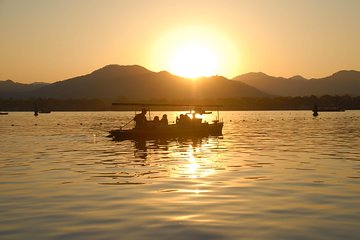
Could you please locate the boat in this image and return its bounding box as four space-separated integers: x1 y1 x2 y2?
312 103 345 116
39 110 51 114
108 103 224 141
34 103 39 116
317 106 345 112
0 112 8 115
312 104 319 117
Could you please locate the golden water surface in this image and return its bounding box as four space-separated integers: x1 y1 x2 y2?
1 111 359 239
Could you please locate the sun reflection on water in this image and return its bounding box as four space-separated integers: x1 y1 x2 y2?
2 112 360 239
170 141 218 179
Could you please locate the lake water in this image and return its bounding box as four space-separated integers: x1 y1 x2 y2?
1 111 360 240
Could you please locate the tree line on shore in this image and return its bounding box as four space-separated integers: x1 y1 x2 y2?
0 95 359 111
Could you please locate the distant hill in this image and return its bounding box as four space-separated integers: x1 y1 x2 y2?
233 70 360 96
2 66 359 99
2 65 267 99
0 80 48 96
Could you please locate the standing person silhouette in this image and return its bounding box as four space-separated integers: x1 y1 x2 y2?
134 108 148 128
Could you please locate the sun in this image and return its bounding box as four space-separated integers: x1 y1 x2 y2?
150 25 241 79
168 42 219 78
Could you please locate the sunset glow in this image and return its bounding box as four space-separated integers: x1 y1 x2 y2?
150 26 241 79
0 1 359 83
168 42 219 78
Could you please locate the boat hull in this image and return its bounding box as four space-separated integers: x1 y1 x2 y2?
108 122 223 140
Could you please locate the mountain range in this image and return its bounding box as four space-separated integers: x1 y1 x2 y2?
1 65 359 99
0 80 49 94
233 70 360 96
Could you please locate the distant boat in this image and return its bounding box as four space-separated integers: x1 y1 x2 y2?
34 102 39 116
317 106 345 112
39 110 51 114
0 112 9 115
108 103 223 141
312 103 319 117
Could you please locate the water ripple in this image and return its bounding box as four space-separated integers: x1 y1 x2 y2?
1 111 360 239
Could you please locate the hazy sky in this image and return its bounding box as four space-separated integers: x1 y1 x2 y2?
1 0 359 83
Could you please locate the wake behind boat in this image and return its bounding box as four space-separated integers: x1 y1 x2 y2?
108 103 223 141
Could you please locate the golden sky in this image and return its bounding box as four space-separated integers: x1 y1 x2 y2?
0 0 359 83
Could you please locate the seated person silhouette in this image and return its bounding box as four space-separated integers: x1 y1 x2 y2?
152 116 160 126
160 114 168 125
178 114 191 126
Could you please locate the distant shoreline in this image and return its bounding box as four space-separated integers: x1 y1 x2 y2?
1 95 360 112
3 109 360 113
1 96 359 111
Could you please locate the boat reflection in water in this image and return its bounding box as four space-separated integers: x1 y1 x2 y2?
96 135 223 187
130 136 223 180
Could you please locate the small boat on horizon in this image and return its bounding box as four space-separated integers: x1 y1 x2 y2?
313 103 345 116
39 110 51 114
317 106 345 112
0 112 9 115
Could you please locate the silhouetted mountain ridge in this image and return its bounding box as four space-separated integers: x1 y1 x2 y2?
90 64 152 77
289 75 306 81
2 66 359 99
0 80 49 94
4 65 266 99
233 70 360 96
329 70 359 79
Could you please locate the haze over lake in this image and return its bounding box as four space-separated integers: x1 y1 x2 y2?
1 111 359 239
1 0 359 238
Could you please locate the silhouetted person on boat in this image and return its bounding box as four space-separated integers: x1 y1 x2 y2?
160 114 168 125
184 114 191 123
177 114 191 126
177 114 184 125
151 116 160 127
134 108 148 128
